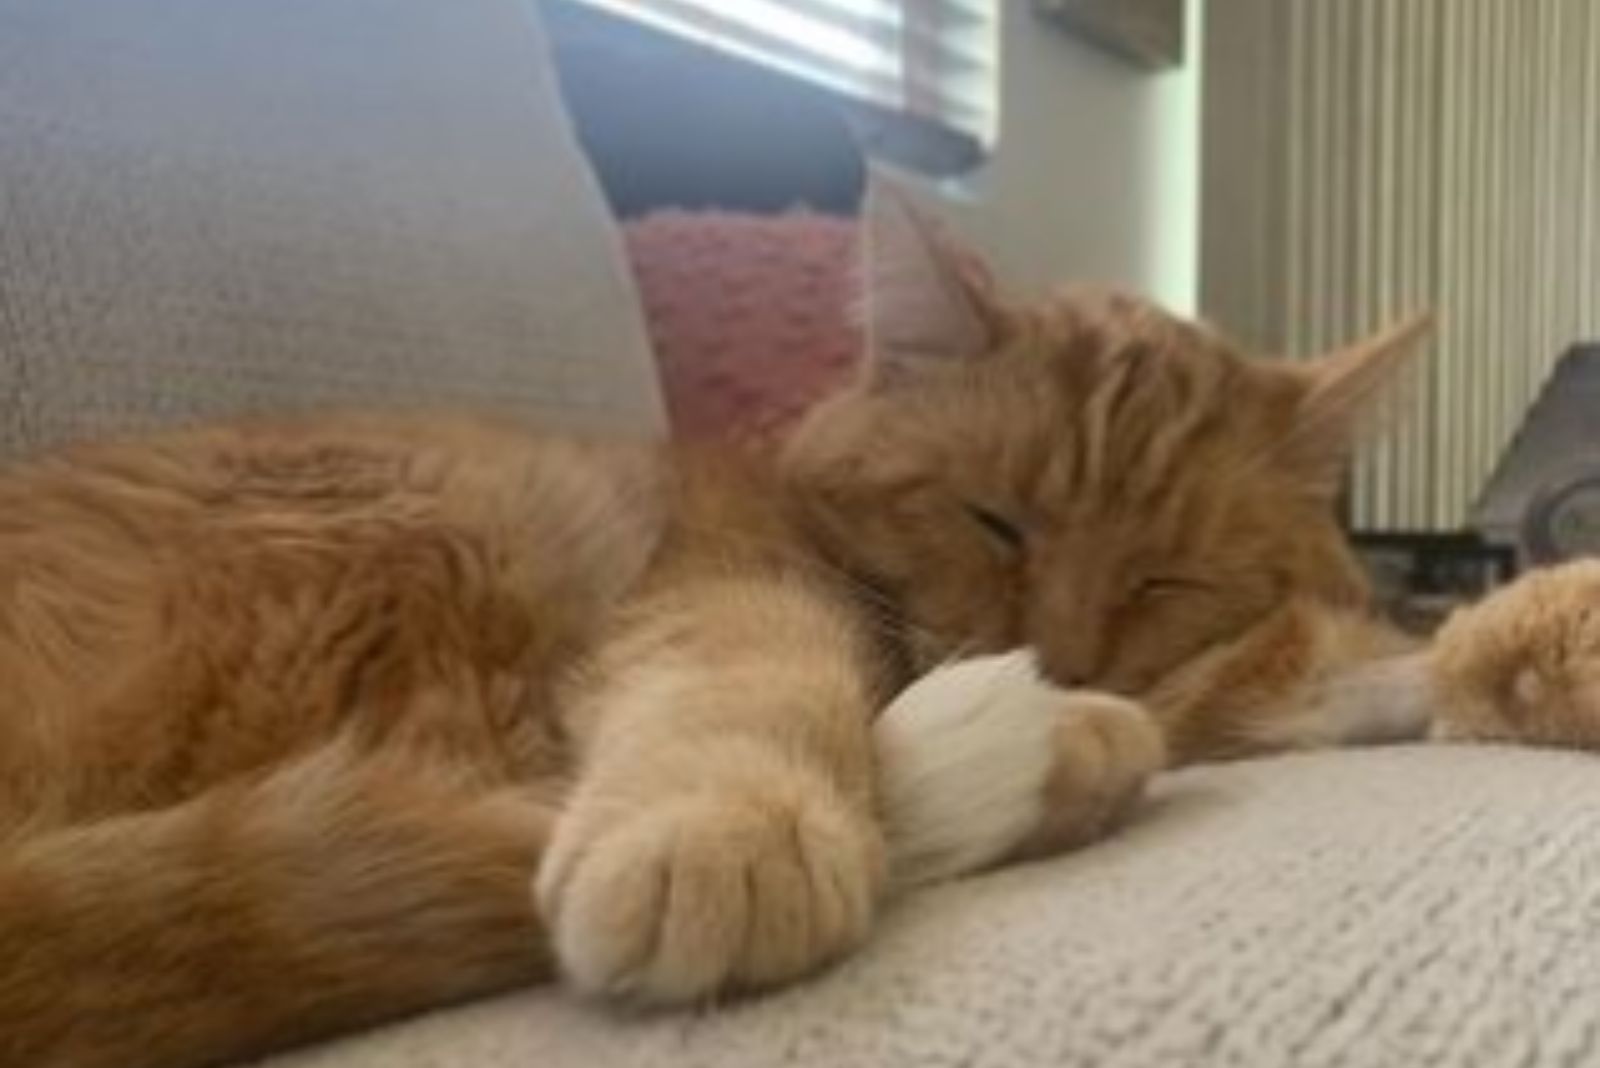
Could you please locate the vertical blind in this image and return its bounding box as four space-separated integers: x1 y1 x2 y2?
575 0 999 150
1204 0 1600 532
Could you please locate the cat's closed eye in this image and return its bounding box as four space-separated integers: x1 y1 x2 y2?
1132 576 1215 602
963 503 1025 550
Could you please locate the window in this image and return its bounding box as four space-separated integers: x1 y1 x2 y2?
572 0 999 174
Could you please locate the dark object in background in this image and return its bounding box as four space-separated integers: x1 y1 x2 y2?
1475 344 1600 565
1351 532 1517 634
541 0 866 218
1522 468 1600 564
1350 342 1599 629
1034 0 1186 69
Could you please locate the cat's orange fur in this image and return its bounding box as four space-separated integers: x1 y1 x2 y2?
1431 559 1600 747
3 184 1564 1068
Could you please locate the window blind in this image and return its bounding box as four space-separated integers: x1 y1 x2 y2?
574 0 998 164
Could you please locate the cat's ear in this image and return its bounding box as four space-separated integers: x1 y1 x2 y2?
1283 313 1433 494
861 177 1002 386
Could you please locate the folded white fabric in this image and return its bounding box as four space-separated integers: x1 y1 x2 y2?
262 744 1600 1068
0 0 665 457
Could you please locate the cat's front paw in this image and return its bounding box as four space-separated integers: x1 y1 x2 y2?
877 651 1165 887
536 774 883 1003
1432 560 1600 747
1013 692 1166 858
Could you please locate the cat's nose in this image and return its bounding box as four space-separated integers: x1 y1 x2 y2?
1032 617 1112 690
1036 645 1100 691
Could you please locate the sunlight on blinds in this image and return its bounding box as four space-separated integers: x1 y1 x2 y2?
576 0 998 150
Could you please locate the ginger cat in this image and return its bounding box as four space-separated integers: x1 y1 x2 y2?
0 184 1580 1068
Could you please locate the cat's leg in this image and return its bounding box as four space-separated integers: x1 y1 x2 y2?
1146 600 1432 763
1431 560 1600 747
537 580 885 1003
875 651 1166 888
1238 650 1437 751
0 741 554 1068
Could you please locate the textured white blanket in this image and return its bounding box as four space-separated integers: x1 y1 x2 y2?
260 745 1600 1068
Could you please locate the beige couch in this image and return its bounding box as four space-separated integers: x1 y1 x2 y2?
5 3 1599 1067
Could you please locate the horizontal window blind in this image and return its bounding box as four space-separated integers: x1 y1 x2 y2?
574 0 998 151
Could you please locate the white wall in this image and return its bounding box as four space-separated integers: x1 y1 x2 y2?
931 1 1202 314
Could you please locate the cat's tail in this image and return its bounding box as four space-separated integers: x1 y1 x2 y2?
0 742 554 1068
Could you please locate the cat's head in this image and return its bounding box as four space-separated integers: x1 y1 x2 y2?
783 182 1429 695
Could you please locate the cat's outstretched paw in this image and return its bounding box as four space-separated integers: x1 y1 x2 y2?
1432 559 1600 747
876 651 1165 888
535 769 883 1003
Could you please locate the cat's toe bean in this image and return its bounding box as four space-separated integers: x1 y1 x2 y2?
536 785 881 1003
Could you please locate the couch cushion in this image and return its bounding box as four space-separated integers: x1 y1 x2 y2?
0 0 665 458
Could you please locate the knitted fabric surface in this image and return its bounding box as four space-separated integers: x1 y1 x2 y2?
262 744 1600 1068
623 208 862 442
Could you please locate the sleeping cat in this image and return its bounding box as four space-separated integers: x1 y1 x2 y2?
0 183 1587 1068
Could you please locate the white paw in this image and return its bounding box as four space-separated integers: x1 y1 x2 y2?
876 651 1164 888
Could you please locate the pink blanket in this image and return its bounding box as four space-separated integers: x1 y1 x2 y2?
624 209 862 442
